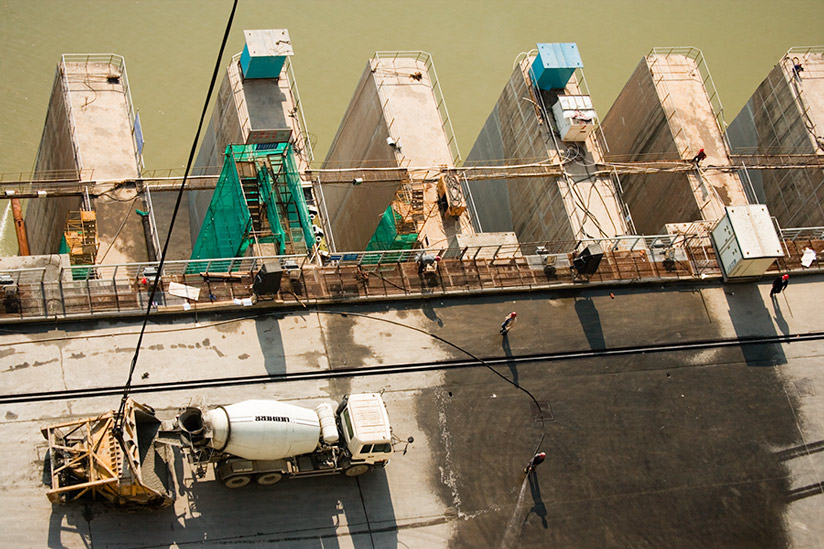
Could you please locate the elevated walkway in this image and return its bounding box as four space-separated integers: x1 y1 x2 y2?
1 231 822 323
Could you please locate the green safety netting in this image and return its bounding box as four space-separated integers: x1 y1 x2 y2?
189 147 253 273
59 234 94 280
188 143 314 273
265 142 314 251
363 206 418 264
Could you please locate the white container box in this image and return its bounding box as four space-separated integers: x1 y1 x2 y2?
552 95 597 142
711 205 783 279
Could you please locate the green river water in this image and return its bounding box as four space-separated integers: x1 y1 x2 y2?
1 0 822 255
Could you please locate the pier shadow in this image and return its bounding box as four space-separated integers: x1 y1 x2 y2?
254 313 288 376
574 296 606 351
724 284 786 367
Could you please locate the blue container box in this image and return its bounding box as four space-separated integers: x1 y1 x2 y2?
240 29 294 79
531 43 584 91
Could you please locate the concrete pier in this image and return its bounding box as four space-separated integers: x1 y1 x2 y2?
727 47 824 228
26 54 145 264
321 52 473 252
190 29 313 252
466 46 630 245
601 48 750 235
6 35 824 549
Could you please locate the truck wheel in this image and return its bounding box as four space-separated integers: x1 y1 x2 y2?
344 464 370 477
223 475 251 488
255 472 283 486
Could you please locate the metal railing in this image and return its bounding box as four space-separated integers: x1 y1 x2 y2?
372 51 462 166
649 47 731 157
779 226 824 241
61 54 144 176
647 49 693 158
283 57 314 166
2 226 821 322
57 60 83 173
0 169 94 198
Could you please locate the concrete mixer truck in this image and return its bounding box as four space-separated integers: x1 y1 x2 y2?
41 393 395 507
176 392 393 488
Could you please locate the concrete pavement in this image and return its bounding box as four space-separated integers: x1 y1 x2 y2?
0 274 823 546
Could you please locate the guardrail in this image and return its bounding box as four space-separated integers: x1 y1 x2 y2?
779 226 824 241
0 169 94 198
61 54 144 175
372 51 462 166
0 228 819 322
283 57 314 166
649 47 731 157
58 60 83 173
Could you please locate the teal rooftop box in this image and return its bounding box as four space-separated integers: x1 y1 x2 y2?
531 43 583 91
240 29 294 79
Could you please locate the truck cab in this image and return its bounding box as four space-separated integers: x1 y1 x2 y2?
338 393 392 468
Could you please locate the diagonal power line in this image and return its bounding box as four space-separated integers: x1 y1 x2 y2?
114 0 239 438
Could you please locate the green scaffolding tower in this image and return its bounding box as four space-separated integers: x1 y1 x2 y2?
189 143 314 272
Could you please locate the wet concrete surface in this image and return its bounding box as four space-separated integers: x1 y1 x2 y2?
433 348 799 547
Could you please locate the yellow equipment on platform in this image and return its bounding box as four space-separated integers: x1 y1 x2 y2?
437 173 466 218
41 398 174 507
63 210 99 266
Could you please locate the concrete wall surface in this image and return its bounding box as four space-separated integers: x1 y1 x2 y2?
602 53 749 234
602 57 701 234
468 60 628 243
465 106 514 232
26 72 82 255
727 54 824 228
322 63 400 252
467 64 573 243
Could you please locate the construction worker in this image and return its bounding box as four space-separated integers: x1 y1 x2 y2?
500 311 517 335
525 451 546 474
691 148 707 165
418 253 440 276
792 56 804 80
770 274 789 297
